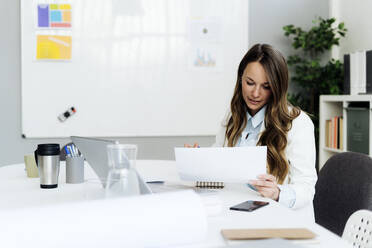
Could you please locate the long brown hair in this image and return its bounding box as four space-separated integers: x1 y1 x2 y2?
225 44 300 184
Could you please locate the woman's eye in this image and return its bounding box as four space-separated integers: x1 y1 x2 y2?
246 81 254 86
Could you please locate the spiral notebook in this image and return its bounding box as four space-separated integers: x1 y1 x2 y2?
195 181 224 189
174 147 267 188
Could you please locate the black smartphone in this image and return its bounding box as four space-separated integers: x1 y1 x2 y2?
229 200 269 212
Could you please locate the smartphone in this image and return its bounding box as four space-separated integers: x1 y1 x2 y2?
229 200 269 212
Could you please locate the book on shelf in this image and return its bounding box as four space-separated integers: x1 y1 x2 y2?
333 116 338 149
325 116 343 150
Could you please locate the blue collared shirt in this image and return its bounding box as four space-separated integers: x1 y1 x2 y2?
238 105 296 208
237 106 266 147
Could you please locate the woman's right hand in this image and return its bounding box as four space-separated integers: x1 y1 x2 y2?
184 143 200 148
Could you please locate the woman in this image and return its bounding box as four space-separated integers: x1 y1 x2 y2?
190 44 317 215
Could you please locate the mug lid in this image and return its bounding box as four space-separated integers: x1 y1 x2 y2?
37 144 60 156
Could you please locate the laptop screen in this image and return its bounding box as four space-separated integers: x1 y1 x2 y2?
71 136 116 187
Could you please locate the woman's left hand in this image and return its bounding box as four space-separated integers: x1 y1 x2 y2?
249 174 280 201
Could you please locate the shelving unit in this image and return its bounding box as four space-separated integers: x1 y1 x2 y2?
319 95 372 170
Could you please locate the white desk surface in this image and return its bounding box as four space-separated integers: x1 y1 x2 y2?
0 160 351 248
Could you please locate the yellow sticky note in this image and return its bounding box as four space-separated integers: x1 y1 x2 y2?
50 4 58 10
63 10 71 22
36 35 72 60
60 4 71 10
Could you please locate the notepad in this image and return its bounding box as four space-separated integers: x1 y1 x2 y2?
221 228 316 240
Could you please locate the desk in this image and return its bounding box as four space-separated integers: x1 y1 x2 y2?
0 160 350 247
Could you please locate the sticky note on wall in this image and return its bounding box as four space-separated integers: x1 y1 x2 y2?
37 5 49 27
62 11 71 22
37 4 71 28
50 10 62 22
36 35 72 60
59 4 71 10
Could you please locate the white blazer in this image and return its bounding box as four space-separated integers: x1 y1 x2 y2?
213 110 317 221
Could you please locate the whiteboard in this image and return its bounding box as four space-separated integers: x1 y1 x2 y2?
21 0 248 138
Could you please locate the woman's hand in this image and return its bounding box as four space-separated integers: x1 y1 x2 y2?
184 143 200 148
249 174 280 201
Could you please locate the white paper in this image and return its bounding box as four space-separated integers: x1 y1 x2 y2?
0 191 207 248
175 147 267 183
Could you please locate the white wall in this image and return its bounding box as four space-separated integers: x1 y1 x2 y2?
250 0 329 93
0 0 329 166
330 0 372 60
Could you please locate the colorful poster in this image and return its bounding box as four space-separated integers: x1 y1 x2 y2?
187 18 222 71
193 48 216 67
188 45 222 71
37 4 71 28
36 35 72 60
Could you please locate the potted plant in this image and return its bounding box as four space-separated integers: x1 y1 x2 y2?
283 17 347 170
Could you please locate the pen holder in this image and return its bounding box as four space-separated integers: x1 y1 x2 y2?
66 156 84 184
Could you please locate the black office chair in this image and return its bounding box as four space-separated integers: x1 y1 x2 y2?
313 152 372 236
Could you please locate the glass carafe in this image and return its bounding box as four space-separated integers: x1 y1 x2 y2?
105 144 140 198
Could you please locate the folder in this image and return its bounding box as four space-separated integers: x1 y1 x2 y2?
221 228 316 240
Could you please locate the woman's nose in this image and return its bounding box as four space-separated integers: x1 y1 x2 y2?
252 86 260 97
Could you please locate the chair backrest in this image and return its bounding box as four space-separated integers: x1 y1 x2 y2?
314 152 372 236
342 209 372 248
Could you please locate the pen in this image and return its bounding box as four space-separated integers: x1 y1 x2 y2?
65 146 71 157
67 146 74 157
71 145 78 157
247 183 258 192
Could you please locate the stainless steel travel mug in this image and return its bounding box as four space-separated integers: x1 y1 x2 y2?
34 144 60 189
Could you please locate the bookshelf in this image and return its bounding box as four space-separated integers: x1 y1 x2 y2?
319 95 372 170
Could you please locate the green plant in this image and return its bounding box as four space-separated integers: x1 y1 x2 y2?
283 17 347 169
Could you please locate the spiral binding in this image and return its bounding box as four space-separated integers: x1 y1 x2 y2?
195 181 224 189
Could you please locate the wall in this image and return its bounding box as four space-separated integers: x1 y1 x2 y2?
0 0 328 166
329 0 372 60
249 0 329 92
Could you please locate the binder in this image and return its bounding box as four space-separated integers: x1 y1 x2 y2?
346 106 369 154
359 51 367 93
350 52 359 95
339 117 344 150
344 50 372 94
367 50 372 92
344 54 350 94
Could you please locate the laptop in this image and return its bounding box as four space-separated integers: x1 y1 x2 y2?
71 136 152 194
